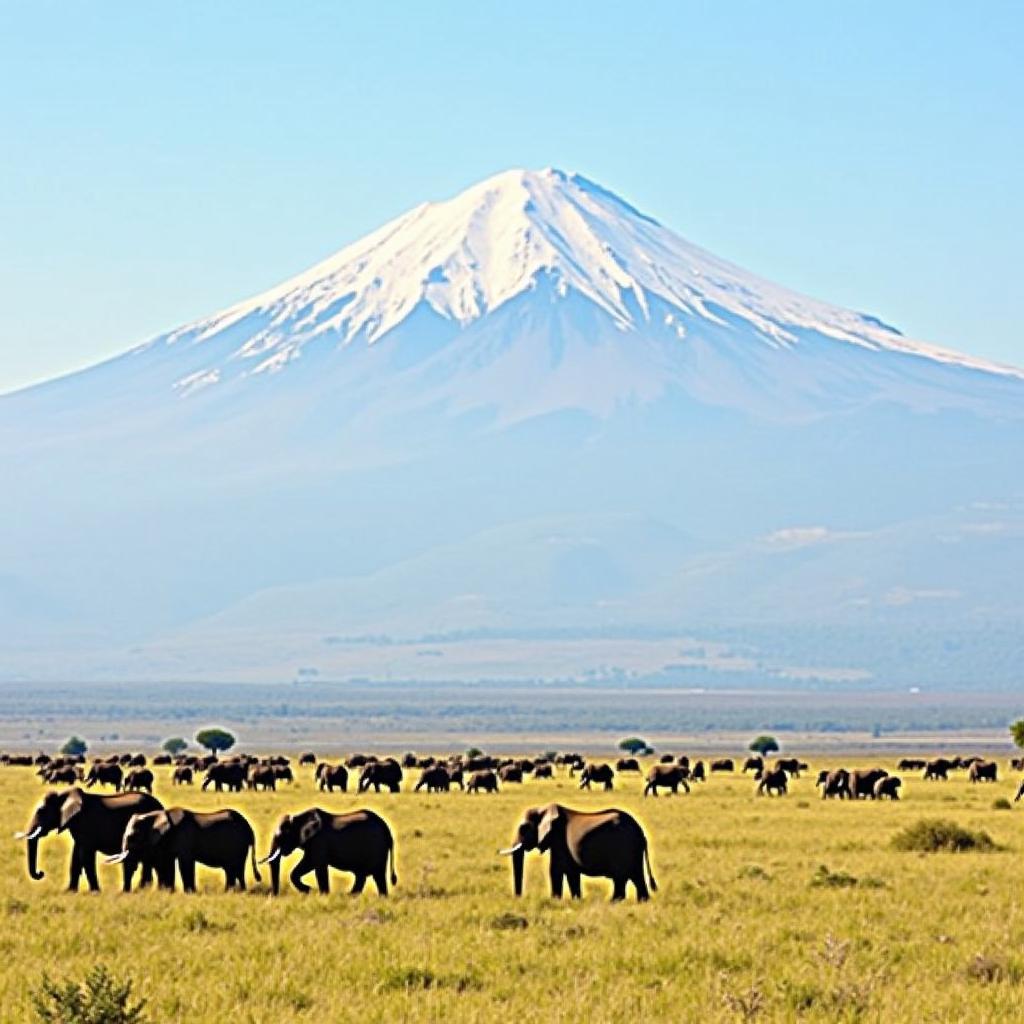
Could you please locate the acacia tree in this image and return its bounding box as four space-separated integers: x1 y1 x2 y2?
60 736 88 758
1010 720 1024 751
748 735 780 756
194 728 236 758
618 737 651 755
162 737 188 756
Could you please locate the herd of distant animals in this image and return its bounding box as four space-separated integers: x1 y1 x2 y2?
3 748 1021 904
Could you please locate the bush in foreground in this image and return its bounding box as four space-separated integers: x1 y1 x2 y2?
891 818 996 853
32 965 147 1024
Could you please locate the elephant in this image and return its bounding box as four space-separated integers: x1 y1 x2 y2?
533 764 553 779
128 753 147 767
775 758 807 777
743 756 764 774
615 758 641 773
578 763 614 791
898 758 926 771
874 776 902 800
447 767 465 790
261 808 397 896
465 756 499 772
816 769 852 800
643 764 690 797
415 765 451 792
659 754 675 764
710 759 735 773
467 770 500 793
1011 757 1024 772
299 752 316 766
123 768 154 793
274 765 294 784
316 763 350 793
202 762 246 792
346 753 372 768
968 761 998 783
923 758 952 781
756 769 788 796
248 766 277 791
499 803 657 902
42 766 80 786
16 788 162 892
84 763 123 790
499 765 523 784
152 754 172 766
850 768 888 799
172 766 194 786
108 807 261 891
690 761 706 782
358 758 403 793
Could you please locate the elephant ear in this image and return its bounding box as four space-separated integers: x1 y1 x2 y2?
59 789 84 830
155 809 186 834
536 805 564 849
298 813 323 845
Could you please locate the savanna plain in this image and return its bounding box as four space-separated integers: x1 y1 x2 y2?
2 754 1023 1023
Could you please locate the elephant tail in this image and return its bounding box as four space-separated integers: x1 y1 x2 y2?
644 842 658 893
250 839 262 883
389 839 398 887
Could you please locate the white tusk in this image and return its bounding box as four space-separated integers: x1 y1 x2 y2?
497 843 523 856
104 851 130 865
258 849 281 865
14 827 42 841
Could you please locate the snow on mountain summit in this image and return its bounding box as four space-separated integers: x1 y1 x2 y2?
145 167 1021 393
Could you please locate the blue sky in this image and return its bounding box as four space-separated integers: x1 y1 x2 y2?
1 1 1021 393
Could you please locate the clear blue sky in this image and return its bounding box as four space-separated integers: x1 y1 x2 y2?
1 1 1021 393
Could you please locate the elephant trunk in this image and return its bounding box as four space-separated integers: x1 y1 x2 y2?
27 833 44 881
512 846 524 897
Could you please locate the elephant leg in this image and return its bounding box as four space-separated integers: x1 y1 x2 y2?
68 845 83 892
83 849 100 892
567 869 582 900
351 873 367 894
314 864 330 894
290 856 314 893
632 865 650 902
180 858 197 893
611 876 628 902
372 868 389 896
549 860 565 898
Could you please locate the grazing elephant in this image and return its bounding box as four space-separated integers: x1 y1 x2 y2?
108 807 260 891
500 803 657 902
415 766 451 793
16 788 162 892
578 764 614 791
123 768 154 793
969 761 998 783
499 765 523 784
202 762 246 792
816 769 852 800
359 758 403 794
316 763 350 793
643 764 690 797
756 769 788 796
710 759 735 773
261 808 397 896
533 764 553 779
467 770 500 793
743 756 763 774
850 768 888 799
43 766 80 786
299 752 316 766
923 759 951 781
615 758 641 773
898 758 926 771
248 766 277 791
874 776 902 800
84 763 123 790
172 766 194 786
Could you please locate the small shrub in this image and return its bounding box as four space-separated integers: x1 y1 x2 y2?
810 864 858 889
32 965 147 1024
737 864 772 881
992 798 1012 811
491 912 529 931
891 819 996 853
964 953 1023 984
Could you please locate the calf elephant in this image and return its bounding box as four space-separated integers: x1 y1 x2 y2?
16 788 162 892
500 803 656 902
415 766 451 792
108 807 260 891
578 764 614 791
172 767 194 786
643 764 690 797
756 769 788 796
248 766 277 791
874 776 902 800
261 809 397 896
467 770 500 794
358 759 403 794
316 763 350 793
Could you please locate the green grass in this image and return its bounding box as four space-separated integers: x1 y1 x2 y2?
1 757 1023 1022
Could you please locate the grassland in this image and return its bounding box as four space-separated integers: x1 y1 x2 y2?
1 756 1024 1023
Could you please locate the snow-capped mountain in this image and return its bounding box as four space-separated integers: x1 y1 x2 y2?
0 169 1021 683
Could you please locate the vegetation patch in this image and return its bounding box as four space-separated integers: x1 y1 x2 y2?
891 819 996 853
810 864 858 889
32 965 147 1024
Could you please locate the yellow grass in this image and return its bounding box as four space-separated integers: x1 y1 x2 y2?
1 756 1023 1023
